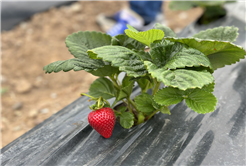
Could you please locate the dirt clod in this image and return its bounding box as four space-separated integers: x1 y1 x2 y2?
28 109 38 118
12 102 23 110
40 108 49 114
15 79 32 94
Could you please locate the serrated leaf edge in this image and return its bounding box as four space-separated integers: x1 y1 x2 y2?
153 88 185 106
165 37 246 69
88 46 148 77
192 26 239 42
185 93 217 114
65 31 111 59
119 112 134 129
43 58 104 74
144 61 214 90
125 29 164 47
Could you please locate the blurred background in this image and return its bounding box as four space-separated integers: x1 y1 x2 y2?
1 1 205 148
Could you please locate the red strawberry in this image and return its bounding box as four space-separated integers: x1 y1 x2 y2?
88 107 115 138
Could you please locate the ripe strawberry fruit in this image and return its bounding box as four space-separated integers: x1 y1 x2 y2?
88 107 115 138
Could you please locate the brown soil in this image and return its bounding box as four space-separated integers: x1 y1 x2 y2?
1 1 203 148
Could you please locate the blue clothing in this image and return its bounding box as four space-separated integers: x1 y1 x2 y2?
106 1 164 36
130 1 163 24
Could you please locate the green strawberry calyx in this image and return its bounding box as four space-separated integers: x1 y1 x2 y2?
81 93 111 111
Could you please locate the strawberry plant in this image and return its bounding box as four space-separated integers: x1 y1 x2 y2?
44 24 246 138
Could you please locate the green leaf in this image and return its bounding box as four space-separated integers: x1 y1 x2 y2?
193 26 239 42
136 77 148 91
65 31 112 59
154 87 185 106
137 112 145 124
159 106 171 115
117 91 128 101
117 75 135 100
162 69 214 90
88 51 98 59
115 106 127 118
136 76 154 92
145 61 214 90
150 41 213 72
121 75 131 87
89 77 116 99
154 23 177 38
43 57 104 73
185 82 215 95
154 84 217 114
165 37 246 70
149 40 170 68
136 50 152 61
118 106 127 113
126 24 139 33
87 46 147 77
135 93 157 113
114 111 121 118
88 65 120 77
152 99 161 110
185 89 217 114
201 82 215 93
122 75 135 93
111 34 145 50
125 29 164 47
166 42 212 69
44 31 112 74
183 66 213 74
120 112 134 129
164 42 213 70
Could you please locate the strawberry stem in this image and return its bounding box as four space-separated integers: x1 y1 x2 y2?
98 97 102 108
81 93 98 100
103 98 110 106
147 109 159 121
137 112 145 125
126 98 133 114
109 76 121 90
128 99 139 113
143 81 150 93
112 100 118 107
153 79 161 96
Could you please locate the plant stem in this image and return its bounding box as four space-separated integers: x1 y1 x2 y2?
109 76 121 90
128 98 139 113
103 98 111 106
123 99 128 105
126 98 133 114
116 77 122 86
137 112 145 125
112 100 118 107
147 109 159 121
143 81 150 93
98 97 102 108
153 80 161 96
80 93 97 100
112 80 121 91
110 75 138 121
